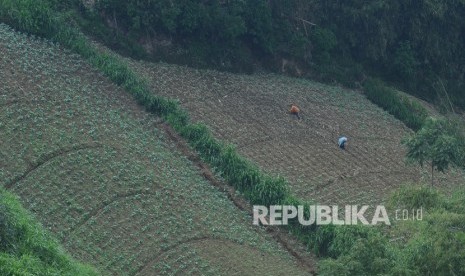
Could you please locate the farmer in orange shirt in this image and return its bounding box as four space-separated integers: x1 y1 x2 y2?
289 104 301 120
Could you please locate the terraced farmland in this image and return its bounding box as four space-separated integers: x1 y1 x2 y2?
128 61 465 206
0 24 311 275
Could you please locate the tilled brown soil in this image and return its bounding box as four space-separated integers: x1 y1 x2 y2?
129 61 465 206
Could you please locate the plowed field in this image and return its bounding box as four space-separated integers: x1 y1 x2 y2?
0 23 311 275
129 61 464 206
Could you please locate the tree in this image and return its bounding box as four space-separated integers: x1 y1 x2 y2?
403 117 464 186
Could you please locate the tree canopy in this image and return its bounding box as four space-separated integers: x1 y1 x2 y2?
92 0 465 109
404 117 465 185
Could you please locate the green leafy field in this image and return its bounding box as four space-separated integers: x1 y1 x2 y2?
0 23 310 275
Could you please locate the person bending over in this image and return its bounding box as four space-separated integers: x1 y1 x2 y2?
289 104 301 120
338 136 348 150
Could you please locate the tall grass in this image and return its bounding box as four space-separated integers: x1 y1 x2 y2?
0 188 98 275
363 78 428 131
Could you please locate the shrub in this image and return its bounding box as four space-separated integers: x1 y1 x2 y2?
363 78 427 130
403 117 465 186
0 189 97 275
318 233 393 276
0 0 57 37
389 185 443 210
311 27 337 65
393 41 417 82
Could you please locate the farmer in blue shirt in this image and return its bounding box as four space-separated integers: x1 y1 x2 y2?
338 136 348 150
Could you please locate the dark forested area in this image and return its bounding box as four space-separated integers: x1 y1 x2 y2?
316 0 465 108
86 0 465 107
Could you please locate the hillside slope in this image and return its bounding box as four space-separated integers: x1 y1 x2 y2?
127 61 465 206
0 188 97 275
0 23 311 275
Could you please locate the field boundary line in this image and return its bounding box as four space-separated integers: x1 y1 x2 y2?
5 142 103 190
64 188 169 242
159 122 316 275
135 236 216 275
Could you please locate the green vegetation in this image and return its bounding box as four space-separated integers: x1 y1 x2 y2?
404 117 465 186
0 188 97 276
1 0 464 275
364 78 428 130
0 22 308 275
80 0 465 110
0 0 290 206
91 0 305 71
130 58 430 207
318 186 465 276
319 1 465 108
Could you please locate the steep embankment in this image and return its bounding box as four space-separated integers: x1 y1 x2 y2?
0 23 312 275
0 188 97 275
